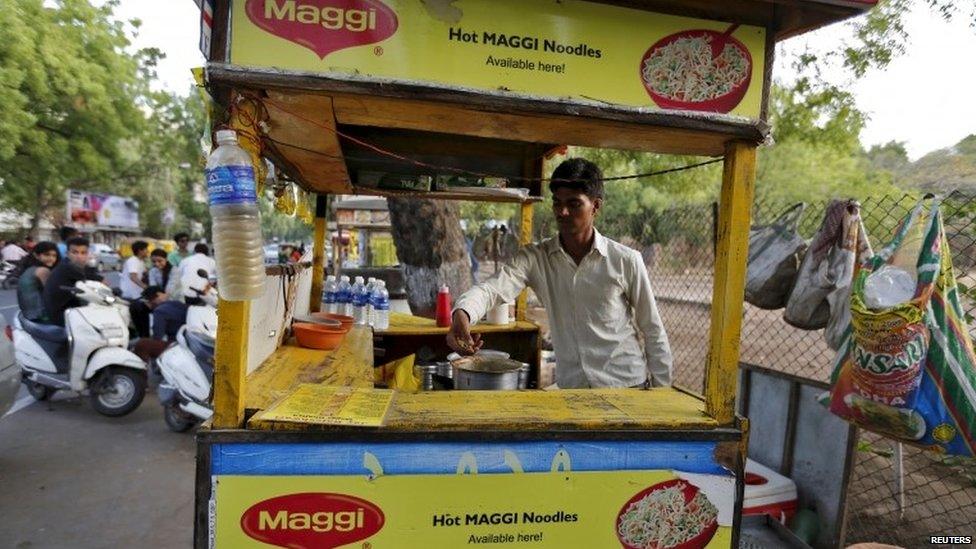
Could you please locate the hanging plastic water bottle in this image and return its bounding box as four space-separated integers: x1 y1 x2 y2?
322 275 338 314
372 280 390 330
337 275 353 317
364 277 377 326
205 129 264 300
351 276 368 325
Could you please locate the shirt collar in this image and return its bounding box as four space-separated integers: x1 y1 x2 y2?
546 228 608 258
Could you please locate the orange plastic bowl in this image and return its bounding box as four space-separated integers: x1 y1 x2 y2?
293 322 346 350
311 312 355 330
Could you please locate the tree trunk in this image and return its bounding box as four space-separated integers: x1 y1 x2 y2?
387 198 472 318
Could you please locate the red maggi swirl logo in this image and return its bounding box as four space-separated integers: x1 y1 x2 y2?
245 0 398 59
240 492 385 549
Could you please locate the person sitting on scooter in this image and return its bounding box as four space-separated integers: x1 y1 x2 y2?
16 241 59 323
133 286 188 363
42 237 104 326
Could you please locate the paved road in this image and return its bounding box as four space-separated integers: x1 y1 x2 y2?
0 271 195 549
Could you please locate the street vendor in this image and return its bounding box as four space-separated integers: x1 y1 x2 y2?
447 158 673 388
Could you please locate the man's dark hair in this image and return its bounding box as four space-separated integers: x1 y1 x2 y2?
132 240 149 255
141 285 165 301
150 248 168 259
174 232 190 242
194 243 209 255
59 226 78 242
549 158 604 200
66 236 89 250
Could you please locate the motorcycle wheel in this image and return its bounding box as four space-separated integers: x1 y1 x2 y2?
24 379 52 401
90 367 146 417
163 402 196 433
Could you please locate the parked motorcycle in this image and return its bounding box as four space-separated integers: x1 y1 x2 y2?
156 271 217 432
12 280 147 416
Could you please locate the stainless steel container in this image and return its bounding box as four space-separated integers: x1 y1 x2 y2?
452 356 529 391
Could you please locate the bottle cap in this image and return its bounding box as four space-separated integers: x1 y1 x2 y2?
215 129 237 142
367 277 376 283
439 285 449 293
326 275 335 281
355 276 365 284
340 275 350 281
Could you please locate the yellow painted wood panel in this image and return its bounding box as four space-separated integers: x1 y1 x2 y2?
249 387 716 431
309 195 327 313
213 299 250 428
705 141 756 425
245 326 374 411
516 202 534 321
376 311 538 336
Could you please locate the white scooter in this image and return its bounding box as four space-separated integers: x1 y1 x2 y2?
156 273 217 432
13 280 148 416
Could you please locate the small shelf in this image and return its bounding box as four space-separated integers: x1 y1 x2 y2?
329 222 393 230
352 186 543 204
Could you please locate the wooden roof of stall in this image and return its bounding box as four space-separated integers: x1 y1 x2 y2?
204 0 876 197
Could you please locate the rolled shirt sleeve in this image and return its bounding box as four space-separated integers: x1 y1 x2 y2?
626 250 674 386
454 248 533 325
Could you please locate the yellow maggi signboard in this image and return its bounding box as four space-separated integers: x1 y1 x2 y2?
229 0 766 118
214 470 734 548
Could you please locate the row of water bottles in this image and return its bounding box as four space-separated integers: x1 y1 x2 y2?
323 275 389 329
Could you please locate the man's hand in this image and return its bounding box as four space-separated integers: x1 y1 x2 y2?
446 309 483 355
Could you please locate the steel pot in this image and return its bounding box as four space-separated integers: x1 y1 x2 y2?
451 356 529 391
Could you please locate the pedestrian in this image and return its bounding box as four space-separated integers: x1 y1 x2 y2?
179 243 217 303
447 158 673 389
133 286 188 364
122 241 151 337
22 236 36 252
168 232 192 267
16 241 59 323
56 226 78 259
1 238 28 263
149 248 181 300
42 237 102 326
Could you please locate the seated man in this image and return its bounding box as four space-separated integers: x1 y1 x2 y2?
133 286 188 363
179 243 216 304
42 237 103 326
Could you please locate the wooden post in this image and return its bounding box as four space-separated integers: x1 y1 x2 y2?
705 141 756 425
516 202 533 321
213 299 250 428
310 194 328 313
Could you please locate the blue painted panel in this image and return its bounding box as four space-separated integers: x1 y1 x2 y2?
211 440 724 476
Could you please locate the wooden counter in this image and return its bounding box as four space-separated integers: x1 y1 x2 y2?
247 387 717 432
245 315 713 434
244 326 373 411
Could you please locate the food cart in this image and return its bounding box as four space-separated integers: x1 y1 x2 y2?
194 1 877 547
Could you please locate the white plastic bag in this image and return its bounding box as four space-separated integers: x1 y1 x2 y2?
745 203 808 310
786 200 869 331
824 207 873 349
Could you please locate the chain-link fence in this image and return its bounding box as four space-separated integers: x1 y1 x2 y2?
601 191 976 547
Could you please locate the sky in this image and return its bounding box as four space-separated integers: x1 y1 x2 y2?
116 2 976 161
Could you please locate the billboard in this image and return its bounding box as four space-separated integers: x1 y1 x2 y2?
66 190 140 230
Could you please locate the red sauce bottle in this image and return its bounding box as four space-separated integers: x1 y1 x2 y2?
436 285 452 327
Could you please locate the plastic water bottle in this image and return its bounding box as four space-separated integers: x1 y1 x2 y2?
337 275 353 317
205 129 264 300
364 277 377 326
372 280 390 330
351 276 368 325
323 275 337 314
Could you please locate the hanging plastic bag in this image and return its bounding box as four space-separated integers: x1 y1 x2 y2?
744 203 808 310
824 206 873 349
785 200 867 330
827 198 976 456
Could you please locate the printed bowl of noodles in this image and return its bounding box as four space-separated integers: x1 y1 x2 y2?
616 478 718 549
639 29 752 114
